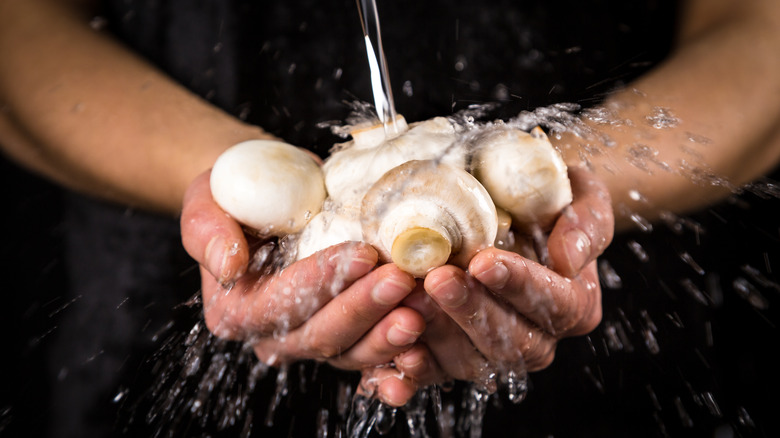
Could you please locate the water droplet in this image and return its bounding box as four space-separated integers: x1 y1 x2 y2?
89 16 109 30
679 252 706 275
737 406 755 428
628 189 647 203
627 240 649 262
646 107 680 129
642 329 660 354
741 264 780 292
604 321 621 350
493 83 509 101
674 397 694 428
402 80 413 97
700 392 722 417
733 277 769 310
618 204 653 233
374 403 397 435
680 278 710 306
113 387 129 403
583 365 605 393
686 132 712 145
504 369 528 404
599 260 623 289
646 384 662 411
265 365 289 427
454 55 467 71
317 408 329 438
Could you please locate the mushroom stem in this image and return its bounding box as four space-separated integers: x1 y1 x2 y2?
362 160 498 277
391 227 452 278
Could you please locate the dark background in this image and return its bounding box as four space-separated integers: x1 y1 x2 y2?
2 0 779 437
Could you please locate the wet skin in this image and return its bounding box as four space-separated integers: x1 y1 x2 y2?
181 166 613 406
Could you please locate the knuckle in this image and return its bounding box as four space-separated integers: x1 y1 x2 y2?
481 331 514 361
528 348 557 371
314 343 342 360
203 308 239 340
572 302 603 336
252 342 290 366
347 303 380 327
520 334 557 371
305 331 343 360
564 289 602 336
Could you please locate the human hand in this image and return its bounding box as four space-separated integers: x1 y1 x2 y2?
362 166 614 399
181 171 425 375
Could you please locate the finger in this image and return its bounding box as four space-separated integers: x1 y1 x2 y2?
425 265 557 371
251 264 417 365
359 367 420 407
328 307 425 368
181 170 249 284
202 241 378 339
548 166 614 277
254 304 422 367
469 248 602 337
289 263 417 360
393 343 448 388
400 287 499 380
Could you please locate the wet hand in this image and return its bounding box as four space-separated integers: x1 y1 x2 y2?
181 170 424 373
391 166 614 393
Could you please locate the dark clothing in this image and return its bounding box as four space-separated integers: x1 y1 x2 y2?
3 0 779 437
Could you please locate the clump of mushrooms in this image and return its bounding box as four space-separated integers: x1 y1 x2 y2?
209 115 573 278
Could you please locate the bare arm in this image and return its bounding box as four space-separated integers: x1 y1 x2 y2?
0 0 271 215
557 0 780 230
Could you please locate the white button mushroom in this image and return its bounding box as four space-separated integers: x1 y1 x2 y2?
294 202 364 260
210 139 326 236
471 126 573 231
361 159 499 277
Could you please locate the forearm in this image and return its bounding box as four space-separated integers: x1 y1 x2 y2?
0 0 271 215
557 0 780 230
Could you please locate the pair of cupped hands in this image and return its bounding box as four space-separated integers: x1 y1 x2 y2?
181 163 614 407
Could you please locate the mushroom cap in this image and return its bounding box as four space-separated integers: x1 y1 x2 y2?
471 127 572 230
323 116 467 210
210 139 326 236
295 205 363 261
361 159 498 276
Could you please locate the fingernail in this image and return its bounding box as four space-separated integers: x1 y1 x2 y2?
349 256 376 278
473 261 509 289
398 348 427 370
430 276 468 308
380 380 410 407
372 278 414 306
386 324 420 347
205 235 228 281
563 229 591 272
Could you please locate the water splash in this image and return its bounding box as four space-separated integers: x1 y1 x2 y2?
130 95 779 436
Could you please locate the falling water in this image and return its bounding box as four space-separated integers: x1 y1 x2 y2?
356 0 402 136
